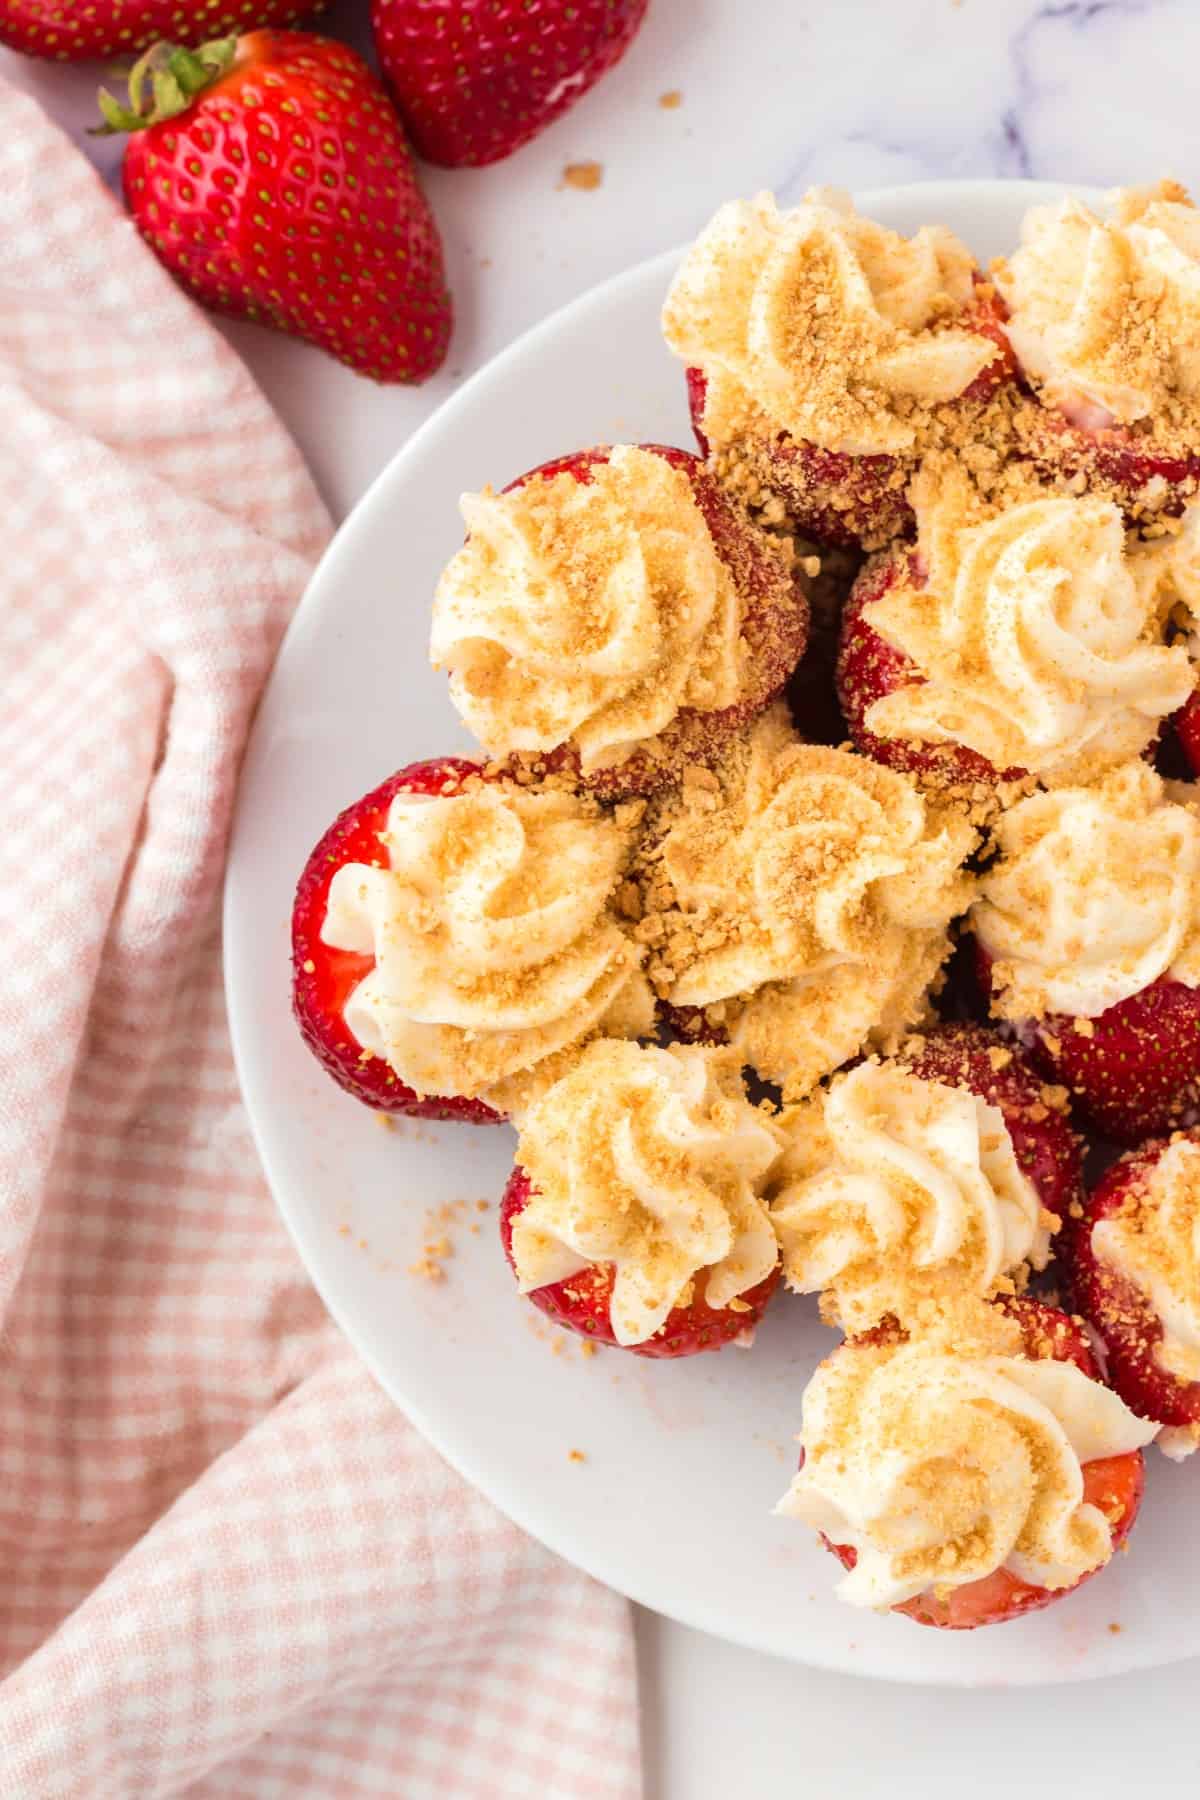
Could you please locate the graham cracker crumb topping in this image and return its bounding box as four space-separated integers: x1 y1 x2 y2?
863 456 1194 781
510 1039 784 1347
663 188 995 457
431 445 747 773
995 182 1200 448
321 777 653 1099
630 705 976 1097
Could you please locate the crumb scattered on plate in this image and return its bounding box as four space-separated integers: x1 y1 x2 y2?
658 90 683 109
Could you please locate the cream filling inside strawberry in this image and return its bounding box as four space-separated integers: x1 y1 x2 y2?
995 186 1200 435
769 1062 1048 1333
431 446 744 772
1093 1139 1200 1392
662 188 993 457
863 488 1193 781
778 1337 1158 1609
634 706 974 1100
320 782 650 1098
509 1041 783 1346
972 761 1200 1021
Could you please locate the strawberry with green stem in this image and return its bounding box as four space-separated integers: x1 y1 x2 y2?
97 30 452 383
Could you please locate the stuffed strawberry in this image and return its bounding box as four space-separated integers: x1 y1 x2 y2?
783 1299 1153 1630
431 443 809 800
500 1168 781 1357
98 31 451 383
1063 1133 1200 1461
293 757 651 1121
370 0 650 167
292 758 503 1122
0 0 324 60
498 1038 785 1356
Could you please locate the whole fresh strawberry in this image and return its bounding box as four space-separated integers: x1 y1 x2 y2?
371 0 650 167
0 0 325 61
99 32 452 383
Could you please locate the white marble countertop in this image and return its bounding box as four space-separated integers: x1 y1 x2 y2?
9 2 1200 1792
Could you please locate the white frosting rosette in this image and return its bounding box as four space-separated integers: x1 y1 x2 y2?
864 477 1192 780
995 184 1200 431
770 1061 1049 1330
778 1336 1157 1609
1094 1138 1200 1392
321 780 650 1100
662 187 994 456
509 1040 785 1346
971 760 1200 1020
643 707 975 1097
430 445 744 773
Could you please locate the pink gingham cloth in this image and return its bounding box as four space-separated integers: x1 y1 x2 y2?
0 81 640 1800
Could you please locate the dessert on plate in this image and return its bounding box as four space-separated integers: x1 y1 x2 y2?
429 442 810 799
1065 1137 1194 1461
768 1024 1079 1334
1063 1131 1200 1461
292 757 653 1119
837 456 1193 801
290 175 1200 1635
662 187 1015 549
994 183 1200 523
1065 1137 1200 1461
499 1037 786 1355
629 704 977 1097
970 760 1200 1142
777 1298 1156 1629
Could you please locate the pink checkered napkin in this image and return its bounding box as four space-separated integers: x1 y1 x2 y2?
0 81 640 1800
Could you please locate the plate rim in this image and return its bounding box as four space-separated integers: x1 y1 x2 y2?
223 177 1174 1687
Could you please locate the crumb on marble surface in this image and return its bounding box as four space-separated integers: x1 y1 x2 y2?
561 160 603 191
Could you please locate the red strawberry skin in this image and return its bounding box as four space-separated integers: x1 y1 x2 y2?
837 549 1027 790
494 444 809 800
292 758 502 1123
1177 689 1200 779
975 945 1200 1146
685 284 1016 552
1023 406 1200 520
0 0 325 59
1065 1135 1200 1438
500 1167 781 1356
685 365 910 551
121 32 452 383
894 1021 1085 1229
371 0 649 168
822 1299 1145 1630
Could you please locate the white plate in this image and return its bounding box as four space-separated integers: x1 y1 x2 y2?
224 180 1200 1685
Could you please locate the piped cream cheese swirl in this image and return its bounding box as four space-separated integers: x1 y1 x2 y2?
770 1062 1049 1332
637 707 975 1097
994 183 1200 434
662 187 994 456
778 1336 1157 1609
321 781 651 1100
864 471 1193 779
971 761 1200 1020
430 445 744 773
510 1040 785 1345
1094 1138 1200 1389
510 1044 784 1339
